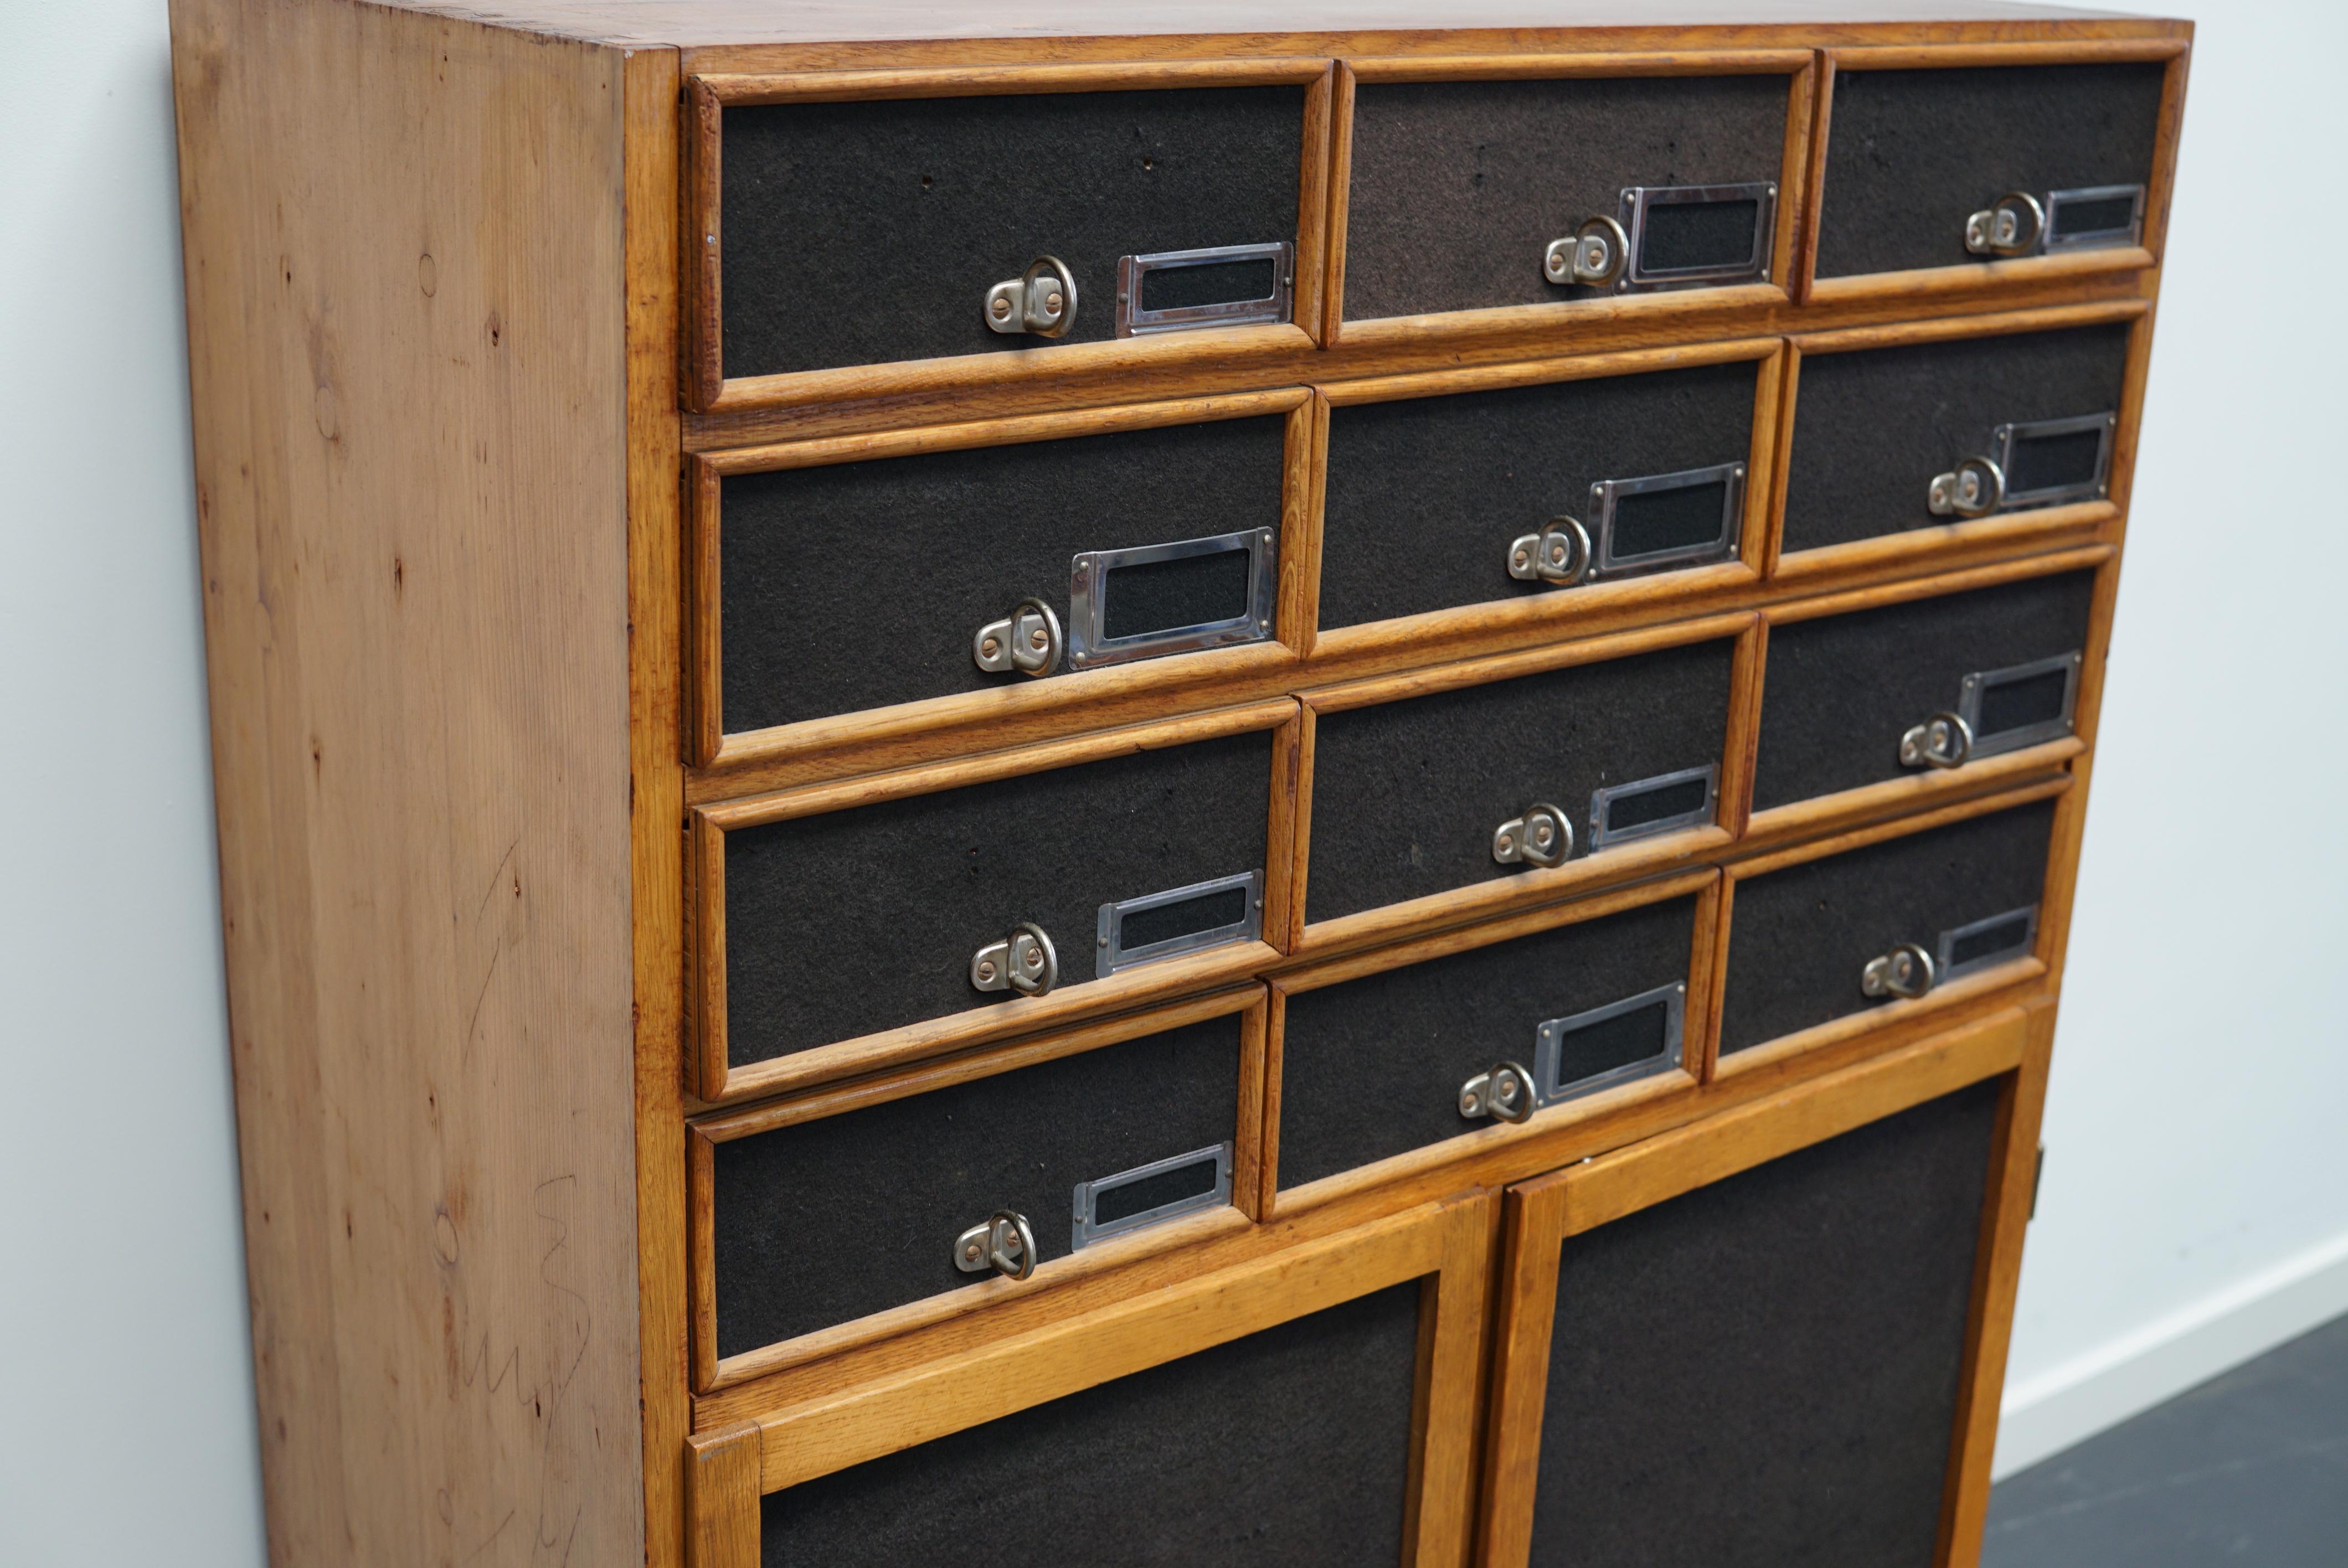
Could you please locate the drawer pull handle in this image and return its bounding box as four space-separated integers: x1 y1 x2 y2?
1507 514 1593 585
954 1210 1037 1281
984 255 1078 338
973 597 1063 677
1861 942 1937 1000
1460 1061 1537 1123
1543 215 1629 286
1928 455 2006 519
1492 803 1572 868
970 922 1058 997
1965 190 2046 257
1899 711 1973 770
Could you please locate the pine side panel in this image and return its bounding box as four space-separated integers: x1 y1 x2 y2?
169 0 646 1561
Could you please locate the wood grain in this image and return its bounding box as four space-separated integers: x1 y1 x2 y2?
685 1423 761 1568
625 43 694 1568
171 1 645 1561
695 56 1332 104
1934 998 2057 1567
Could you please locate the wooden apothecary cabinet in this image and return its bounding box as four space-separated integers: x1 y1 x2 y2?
169 2 2184 1564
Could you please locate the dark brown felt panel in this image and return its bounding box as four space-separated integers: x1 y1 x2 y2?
1815 63 2166 280
1320 361 1755 630
1753 570 2095 811
713 1013 1240 1355
1782 322 2130 553
721 87 1305 375
720 416 1286 731
1344 75 1789 320
724 731 1271 1066
1277 896 1697 1189
760 1280 1423 1568
1530 1080 2000 1568
1306 639 1734 922
1718 798 2056 1056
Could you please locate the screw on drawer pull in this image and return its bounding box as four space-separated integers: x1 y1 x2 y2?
1899 711 1974 771
1506 515 1593 586
954 1210 1038 1281
1460 1061 1537 1124
1861 942 1937 1001
1928 455 2006 519
1492 803 1573 868
970 922 1058 997
1543 215 1630 287
1964 191 2046 257
984 255 1078 337
973 597 1063 676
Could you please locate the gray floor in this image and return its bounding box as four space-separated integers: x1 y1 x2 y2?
1981 1311 2348 1565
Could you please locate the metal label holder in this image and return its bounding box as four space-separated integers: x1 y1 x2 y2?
1587 462 1744 579
1936 904 2041 981
1533 982 1687 1107
1067 528 1276 671
1096 869 1263 978
2042 183 2147 253
1956 649 2083 759
1588 764 1720 851
1072 1141 1233 1250
1115 241 1293 337
1991 412 2117 510
1616 181 1777 292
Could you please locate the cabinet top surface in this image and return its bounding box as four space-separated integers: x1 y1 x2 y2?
375 0 2166 49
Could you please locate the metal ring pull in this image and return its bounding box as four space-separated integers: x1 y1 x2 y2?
1493 803 1573 868
1861 942 1938 1000
984 255 1078 337
972 597 1063 676
1899 711 1974 771
1507 514 1593 585
954 1210 1038 1281
1928 455 2006 519
1460 1061 1538 1123
1964 191 2046 257
1544 215 1629 286
970 921 1058 997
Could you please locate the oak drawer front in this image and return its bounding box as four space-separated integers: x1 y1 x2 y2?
1755 571 2095 811
1276 895 1700 1192
1815 63 2166 280
709 1010 1244 1357
1721 799 2055 1056
1513 1080 2000 1566
758 1279 1424 1567
1342 74 1790 322
1306 639 1736 924
716 414 1289 733
723 730 1273 1066
720 87 1306 378
1784 323 2130 554
1320 361 1757 630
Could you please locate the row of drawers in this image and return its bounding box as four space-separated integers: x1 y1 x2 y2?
694 560 2099 1100
693 779 2059 1384
694 312 2135 759
689 53 2172 400
691 1012 2032 1567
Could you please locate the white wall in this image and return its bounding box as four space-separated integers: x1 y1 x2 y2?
0 1 2336 1561
0 2 267 1565
1994 0 2348 1474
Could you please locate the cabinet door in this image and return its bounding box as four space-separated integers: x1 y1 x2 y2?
1479 1008 2050 1567
687 1194 1494 1568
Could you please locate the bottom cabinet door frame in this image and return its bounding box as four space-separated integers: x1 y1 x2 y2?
1477 1002 2052 1568
687 1190 1496 1568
